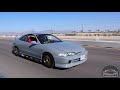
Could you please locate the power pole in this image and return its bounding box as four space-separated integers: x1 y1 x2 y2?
82 24 83 31
51 26 53 34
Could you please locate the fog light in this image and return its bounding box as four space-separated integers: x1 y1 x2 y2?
68 60 71 63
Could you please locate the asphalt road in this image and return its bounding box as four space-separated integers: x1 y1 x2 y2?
0 39 120 78
66 40 120 49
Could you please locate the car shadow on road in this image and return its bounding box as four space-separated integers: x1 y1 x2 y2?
20 56 41 64
54 67 69 70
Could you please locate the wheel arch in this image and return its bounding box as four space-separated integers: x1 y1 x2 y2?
42 52 54 59
42 52 55 63
14 46 19 48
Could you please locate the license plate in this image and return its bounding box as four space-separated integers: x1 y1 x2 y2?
80 55 85 60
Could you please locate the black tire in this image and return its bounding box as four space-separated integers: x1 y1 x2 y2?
13 46 20 56
42 53 55 68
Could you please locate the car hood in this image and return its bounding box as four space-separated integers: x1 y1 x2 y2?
44 41 85 53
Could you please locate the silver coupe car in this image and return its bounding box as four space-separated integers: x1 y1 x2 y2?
12 33 88 68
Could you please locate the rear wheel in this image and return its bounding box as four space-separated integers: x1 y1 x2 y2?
13 47 20 56
42 53 55 68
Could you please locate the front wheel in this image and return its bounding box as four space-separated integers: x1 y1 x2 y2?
13 47 20 56
42 54 55 68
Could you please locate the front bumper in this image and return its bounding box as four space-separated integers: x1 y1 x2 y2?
54 51 88 68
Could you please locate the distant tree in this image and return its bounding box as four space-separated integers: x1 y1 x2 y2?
88 30 91 32
96 29 100 32
103 34 107 36
89 34 91 36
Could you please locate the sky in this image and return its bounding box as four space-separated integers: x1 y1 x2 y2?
0 12 120 32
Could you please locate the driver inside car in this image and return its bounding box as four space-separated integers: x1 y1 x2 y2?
28 37 32 43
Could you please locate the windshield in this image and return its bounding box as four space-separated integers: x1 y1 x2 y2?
37 34 63 44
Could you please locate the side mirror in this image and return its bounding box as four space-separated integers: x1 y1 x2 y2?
31 41 37 44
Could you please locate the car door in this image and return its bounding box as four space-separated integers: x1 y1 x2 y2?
19 34 43 59
18 35 32 55
27 35 43 59
28 43 43 59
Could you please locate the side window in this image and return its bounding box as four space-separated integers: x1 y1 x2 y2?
28 34 38 42
19 35 28 42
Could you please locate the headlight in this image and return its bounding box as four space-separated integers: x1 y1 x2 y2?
58 52 75 57
58 53 68 57
67 52 75 56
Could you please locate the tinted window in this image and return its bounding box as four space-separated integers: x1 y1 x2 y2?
37 34 62 44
